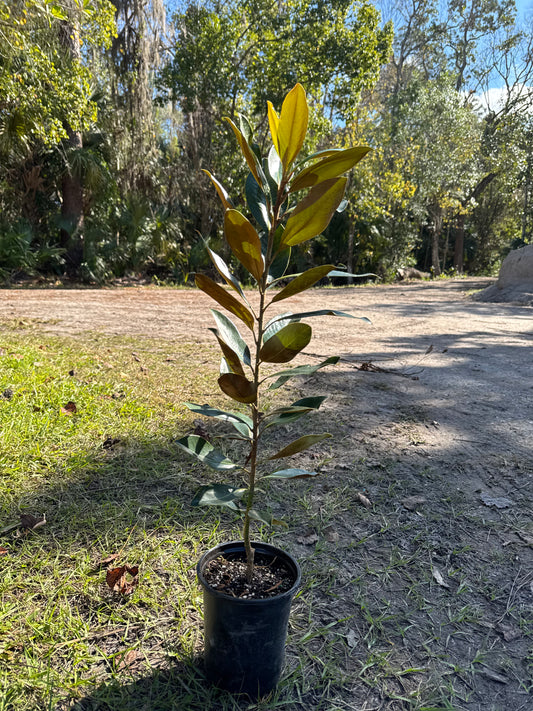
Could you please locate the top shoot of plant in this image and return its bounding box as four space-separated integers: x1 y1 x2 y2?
177 84 371 580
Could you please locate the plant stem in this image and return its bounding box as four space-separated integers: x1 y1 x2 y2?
243 181 285 582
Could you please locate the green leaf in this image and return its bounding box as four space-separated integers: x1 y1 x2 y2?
224 209 264 283
277 83 308 171
267 144 283 186
281 178 347 248
202 170 233 210
196 274 254 331
327 270 376 279
206 247 245 298
271 265 336 303
218 373 257 403
192 484 246 509
262 312 299 343
238 112 253 144
245 173 271 233
262 396 327 428
268 309 371 324
209 330 246 376
223 117 264 187
210 310 251 366
248 509 288 527
184 403 253 433
269 433 332 460
266 356 339 390
259 322 312 363
261 468 319 480
289 146 371 192
175 435 237 470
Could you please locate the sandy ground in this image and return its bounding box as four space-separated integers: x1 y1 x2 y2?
2 277 533 709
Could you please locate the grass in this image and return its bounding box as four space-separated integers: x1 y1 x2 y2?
1 320 532 711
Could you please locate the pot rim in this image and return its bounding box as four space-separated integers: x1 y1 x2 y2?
197 540 301 603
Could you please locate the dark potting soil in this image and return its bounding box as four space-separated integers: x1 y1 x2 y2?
203 551 296 599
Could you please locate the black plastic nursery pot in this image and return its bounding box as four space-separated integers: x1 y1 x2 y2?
197 540 301 697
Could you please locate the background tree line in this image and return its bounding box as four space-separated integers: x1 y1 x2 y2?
1 0 532 284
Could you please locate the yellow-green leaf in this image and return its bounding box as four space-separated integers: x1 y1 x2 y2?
223 117 262 186
218 374 257 403
195 274 254 331
259 322 312 363
277 83 308 172
202 169 233 210
290 146 371 192
224 209 264 283
281 178 347 247
267 101 280 155
269 433 332 460
210 330 246 376
271 264 335 303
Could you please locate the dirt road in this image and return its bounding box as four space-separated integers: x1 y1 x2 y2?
2 278 532 709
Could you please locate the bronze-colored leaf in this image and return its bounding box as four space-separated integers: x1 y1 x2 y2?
218 373 257 403
196 274 254 331
60 401 77 415
106 565 139 595
0 546 8 555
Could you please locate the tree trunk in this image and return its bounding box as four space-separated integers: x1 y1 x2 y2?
59 12 84 275
431 206 442 276
454 213 465 274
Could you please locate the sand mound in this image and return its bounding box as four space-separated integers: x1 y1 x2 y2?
474 244 533 305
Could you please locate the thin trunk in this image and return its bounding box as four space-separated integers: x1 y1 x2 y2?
522 151 532 243
454 213 465 274
442 220 450 274
431 205 442 276
59 9 84 274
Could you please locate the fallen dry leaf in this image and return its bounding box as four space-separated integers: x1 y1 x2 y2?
480 492 513 509
0 546 8 555
100 553 120 566
431 567 450 588
60 401 77 415
132 352 141 362
402 496 427 511
356 492 372 509
106 565 139 595
117 649 140 671
297 531 319 546
497 623 521 642
324 526 340 543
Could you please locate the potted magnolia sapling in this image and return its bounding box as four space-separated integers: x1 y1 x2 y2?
176 84 371 697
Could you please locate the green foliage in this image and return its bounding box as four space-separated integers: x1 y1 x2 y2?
176 84 371 577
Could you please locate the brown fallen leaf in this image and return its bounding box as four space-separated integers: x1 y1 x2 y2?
100 553 120 566
297 531 319 546
356 492 372 509
106 565 139 595
0 546 8 555
402 496 427 511
431 566 450 589
117 649 140 671
324 526 340 543
132 352 141 362
60 401 77 415
497 623 521 642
